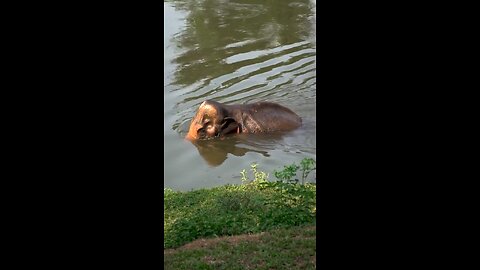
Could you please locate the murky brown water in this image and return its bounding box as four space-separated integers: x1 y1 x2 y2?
164 0 316 191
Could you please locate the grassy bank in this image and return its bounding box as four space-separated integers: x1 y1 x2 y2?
164 225 316 270
164 180 316 249
164 159 317 268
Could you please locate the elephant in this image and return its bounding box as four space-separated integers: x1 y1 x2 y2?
185 100 302 141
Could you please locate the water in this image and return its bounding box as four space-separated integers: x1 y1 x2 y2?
164 0 316 191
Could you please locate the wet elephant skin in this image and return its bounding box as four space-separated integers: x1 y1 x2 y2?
185 100 302 141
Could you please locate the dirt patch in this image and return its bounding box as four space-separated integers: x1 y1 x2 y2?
164 226 316 256
165 232 266 255
203 255 225 265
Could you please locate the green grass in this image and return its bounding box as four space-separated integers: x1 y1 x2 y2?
164 159 317 268
164 225 316 270
164 180 316 249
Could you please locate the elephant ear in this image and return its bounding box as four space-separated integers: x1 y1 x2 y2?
219 117 239 136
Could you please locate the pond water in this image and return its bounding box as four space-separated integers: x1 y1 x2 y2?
164 0 316 191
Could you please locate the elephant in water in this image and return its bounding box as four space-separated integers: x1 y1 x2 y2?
185 100 302 141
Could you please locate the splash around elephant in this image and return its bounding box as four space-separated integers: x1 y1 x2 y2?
185 100 302 141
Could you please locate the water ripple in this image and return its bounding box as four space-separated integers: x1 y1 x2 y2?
172 38 316 133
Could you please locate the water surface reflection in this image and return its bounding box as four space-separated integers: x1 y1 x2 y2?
190 135 270 167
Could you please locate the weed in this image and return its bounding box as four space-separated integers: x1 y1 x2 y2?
241 163 269 183
274 158 316 184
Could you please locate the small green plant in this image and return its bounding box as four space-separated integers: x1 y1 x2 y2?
274 164 300 183
240 169 248 183
274 158 316 184
300 158 316 184
241 163 269 183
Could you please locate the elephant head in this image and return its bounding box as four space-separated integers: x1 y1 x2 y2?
185 100 239 141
